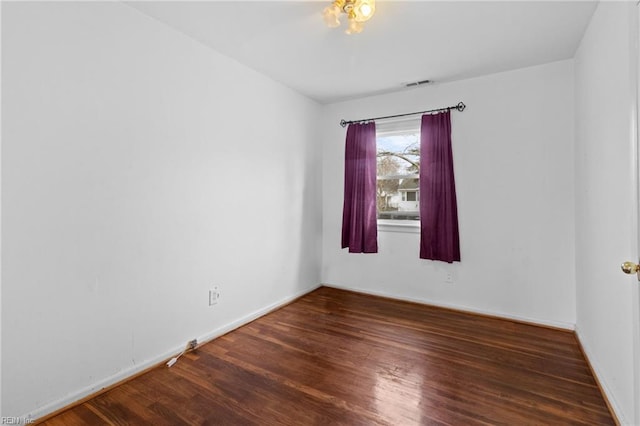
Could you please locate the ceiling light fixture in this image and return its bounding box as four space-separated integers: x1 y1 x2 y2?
323 0 376 35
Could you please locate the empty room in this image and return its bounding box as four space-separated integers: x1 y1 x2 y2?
2 0 639 424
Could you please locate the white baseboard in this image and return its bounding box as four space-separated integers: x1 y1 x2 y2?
26 284 320 422
195 284 320 347
323 284 628 421
322 283 575 331
27 282 580 422
575 325 627 425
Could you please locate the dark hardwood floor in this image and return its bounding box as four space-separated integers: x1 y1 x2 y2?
39 287 615 425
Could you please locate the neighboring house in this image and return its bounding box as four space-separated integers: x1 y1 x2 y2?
398 178 419 212
379 178 419 220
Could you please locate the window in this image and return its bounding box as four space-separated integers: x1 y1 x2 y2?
402 191 418 202
376 119 421 227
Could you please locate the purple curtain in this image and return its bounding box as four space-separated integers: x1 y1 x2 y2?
419 111 460 262
341 122 378 253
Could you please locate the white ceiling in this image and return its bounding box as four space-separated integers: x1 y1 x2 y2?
127 1 597 104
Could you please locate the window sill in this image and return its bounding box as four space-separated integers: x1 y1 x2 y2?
378 220 420 234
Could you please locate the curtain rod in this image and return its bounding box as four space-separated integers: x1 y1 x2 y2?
339 101 466 128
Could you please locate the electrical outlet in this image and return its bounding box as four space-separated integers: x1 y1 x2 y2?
187 339 197 351
445 272 454 283
209 286 219 306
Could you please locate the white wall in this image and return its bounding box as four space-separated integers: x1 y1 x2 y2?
574 3 638 424
1 2 321 418
5 1 636 422
322 60 576 328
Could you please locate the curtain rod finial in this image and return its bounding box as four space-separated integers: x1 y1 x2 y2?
456 102 466 112
340 119 347 128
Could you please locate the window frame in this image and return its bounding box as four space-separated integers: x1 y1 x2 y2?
375 119 421 233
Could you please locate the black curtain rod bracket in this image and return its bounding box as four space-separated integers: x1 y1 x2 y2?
339 101 466 128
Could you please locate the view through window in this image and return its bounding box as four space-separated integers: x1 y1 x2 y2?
376 120 420 222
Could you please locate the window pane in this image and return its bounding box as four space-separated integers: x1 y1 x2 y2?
376 121 420 222
377 134 419 177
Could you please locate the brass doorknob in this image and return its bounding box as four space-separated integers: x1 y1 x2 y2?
621 261 640 274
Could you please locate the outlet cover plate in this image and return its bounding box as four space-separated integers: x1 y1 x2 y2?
209 287 219 306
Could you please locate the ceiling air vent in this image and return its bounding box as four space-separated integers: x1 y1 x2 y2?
405 80 432 88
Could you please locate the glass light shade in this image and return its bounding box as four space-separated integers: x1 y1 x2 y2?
345 17 363 34
353 0 375 22
322 4 341 28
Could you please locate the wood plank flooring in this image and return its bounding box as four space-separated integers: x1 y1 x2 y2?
39 287 615 425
